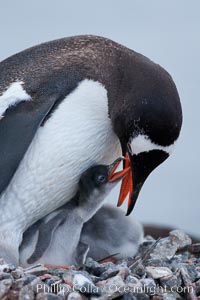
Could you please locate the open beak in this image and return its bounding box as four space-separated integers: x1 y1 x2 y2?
117 150 169 216
117 152 133 214
108 157 130 183
117 152 144 216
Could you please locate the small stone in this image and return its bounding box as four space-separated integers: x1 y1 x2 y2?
118 266 130 280
68 292 85 299
11 268 25 279
146 267 172 279
0 272 14 280
46 275 62 290
11 277 28 290
162 293 177 300
99 264 120 280
6 289 19 300
46 280 63 295
62 270 76 285
139 237 157 254
57 283 72 297
73 273 100 296
40 274 52 281
123 293 137 300
19 285 34 300
84 257 115 277
196 267 200 279
11 275 36 291
149 237 177 261
140 278 156 295
131 261 146 276
145 258 165 267
90 275 101 284
184 264 198 282
26 275 38 285
180 266 191 286
84 257 104 276
97 275 125 299
125 275 142 289
196 279 200 295
126 293 150 300
30 277 48 294
189 243 200 254
0 278 12 298
168 254 188 271
169 230 192 249
36 293 62 300
160 275 180 290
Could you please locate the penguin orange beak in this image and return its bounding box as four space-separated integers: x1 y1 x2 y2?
118 149 169 216
117 152 133 212
108 157 130 182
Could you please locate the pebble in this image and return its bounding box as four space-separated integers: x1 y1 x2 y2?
36 293 63 300
96 274 125 299
0 278 12 298
57 283 71 297
125 275 143 289
0 272 14 280
146 266 172 279
0 230 199 299
148 238 178 261
169 230 192 249
189 243 200 254
147 230 192 263
18 285 35 300
73 273 101 296
11 268 25 279
84 257 116 277
162 293 177 300
140 278 156 294
159 274 181 290
68 292 87 299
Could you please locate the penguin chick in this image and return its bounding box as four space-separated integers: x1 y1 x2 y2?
19 157 128 267
80 204 144 261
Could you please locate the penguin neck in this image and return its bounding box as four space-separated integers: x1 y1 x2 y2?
76 186 110 223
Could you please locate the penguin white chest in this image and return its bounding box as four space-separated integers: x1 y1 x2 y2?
0 79 121 229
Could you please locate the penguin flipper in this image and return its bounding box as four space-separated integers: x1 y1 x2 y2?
27 210 66 264
76 241 90 266
0 94 59 196
0 71 82 196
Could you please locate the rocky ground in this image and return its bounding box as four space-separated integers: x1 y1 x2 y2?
0 230 200 300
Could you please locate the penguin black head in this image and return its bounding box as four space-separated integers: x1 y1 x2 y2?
110 55 183 215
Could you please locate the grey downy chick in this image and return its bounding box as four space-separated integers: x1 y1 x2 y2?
81 204 143 261
19 157 128 267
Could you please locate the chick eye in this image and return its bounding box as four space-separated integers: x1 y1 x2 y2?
97 175 106 183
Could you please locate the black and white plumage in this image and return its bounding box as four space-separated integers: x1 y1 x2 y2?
0 35 182 264
19 158 134 267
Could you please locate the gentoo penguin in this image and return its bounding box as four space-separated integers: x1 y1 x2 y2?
0 35 182 264
19 157 131 267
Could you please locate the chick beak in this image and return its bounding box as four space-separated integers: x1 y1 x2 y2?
108 157 130 182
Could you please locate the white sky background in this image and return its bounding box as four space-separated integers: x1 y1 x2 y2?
0 1 199 236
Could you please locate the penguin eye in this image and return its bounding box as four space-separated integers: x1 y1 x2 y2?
97 174 106 183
